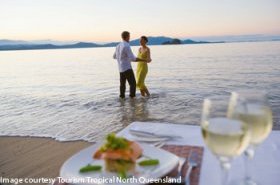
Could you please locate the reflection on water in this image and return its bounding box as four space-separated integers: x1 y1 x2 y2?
0 41 279 141
118 93 169 125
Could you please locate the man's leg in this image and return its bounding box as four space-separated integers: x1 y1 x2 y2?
126 69 136 98
119 72 126 98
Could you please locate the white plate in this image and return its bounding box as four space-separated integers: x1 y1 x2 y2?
60 143 179 185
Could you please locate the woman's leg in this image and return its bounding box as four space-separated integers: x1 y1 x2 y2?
144 87 150 97
140 87 150 97
138 66 149 97
140 89 146 97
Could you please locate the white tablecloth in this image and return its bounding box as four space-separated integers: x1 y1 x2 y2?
118 122 280 185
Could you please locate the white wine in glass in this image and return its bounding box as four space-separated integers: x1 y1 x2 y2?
202 117 250 157
234 104 272 146
201 97 251 185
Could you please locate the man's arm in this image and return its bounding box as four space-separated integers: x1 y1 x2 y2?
126 46 147 62
113 49 117 59
126 46 137 61
135 58 147 62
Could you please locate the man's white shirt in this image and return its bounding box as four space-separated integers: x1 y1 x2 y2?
113 41 136 73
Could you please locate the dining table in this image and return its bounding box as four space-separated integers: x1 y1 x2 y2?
117 122 280 185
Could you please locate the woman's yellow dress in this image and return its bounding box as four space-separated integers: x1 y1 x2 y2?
136 50 148 90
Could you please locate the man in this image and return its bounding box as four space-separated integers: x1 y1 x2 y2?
113 31 149 99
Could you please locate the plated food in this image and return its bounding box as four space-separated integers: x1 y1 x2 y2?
60 133 179 185
80 133 159 178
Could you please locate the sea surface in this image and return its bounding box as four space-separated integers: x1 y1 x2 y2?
0 41 279 141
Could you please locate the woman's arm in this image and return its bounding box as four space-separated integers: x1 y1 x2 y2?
135 47 146 62
128 46 149 62
146 48 152 63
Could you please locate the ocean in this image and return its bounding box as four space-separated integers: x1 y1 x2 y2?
0 41 279 141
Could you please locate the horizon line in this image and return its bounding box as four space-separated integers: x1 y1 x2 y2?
1 33 280 43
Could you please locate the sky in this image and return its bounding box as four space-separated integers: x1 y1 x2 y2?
0 0 280 42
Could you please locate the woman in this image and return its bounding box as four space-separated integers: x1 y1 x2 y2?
136 36 152 97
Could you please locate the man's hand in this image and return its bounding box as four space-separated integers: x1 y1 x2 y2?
146 59 152 63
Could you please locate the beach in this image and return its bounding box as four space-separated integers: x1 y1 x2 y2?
1 0 279 184
0 136 91 184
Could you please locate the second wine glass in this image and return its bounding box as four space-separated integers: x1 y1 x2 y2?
231 91 273 185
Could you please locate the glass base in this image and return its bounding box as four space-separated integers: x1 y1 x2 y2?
228 178 260 185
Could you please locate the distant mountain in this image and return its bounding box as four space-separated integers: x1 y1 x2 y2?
128 37 216 46
0 36 222 51
0 39 77 46
98 37 178 47
28 40 77 45
182 39 212 44
130 36 174 46
0 39 31 45
103 42 119 47
162 38 182 45
0 42 102 50
1 34 279 51
62 42 100 48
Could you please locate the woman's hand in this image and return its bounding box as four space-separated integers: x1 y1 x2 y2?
146 59 152 63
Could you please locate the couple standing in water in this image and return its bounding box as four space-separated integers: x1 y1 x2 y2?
113 31 152 99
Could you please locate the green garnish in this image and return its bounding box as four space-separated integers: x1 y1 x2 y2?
138 159 160 166
100 133 129 151
79 164 102 173
118 170 127 179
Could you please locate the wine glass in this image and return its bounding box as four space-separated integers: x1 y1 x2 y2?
230 91 273 185
201 95 251 185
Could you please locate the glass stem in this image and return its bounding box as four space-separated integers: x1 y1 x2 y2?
220 159 231 185
244 146 255 182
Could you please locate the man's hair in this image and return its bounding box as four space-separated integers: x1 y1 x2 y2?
141 36 148 43
121 31 130 40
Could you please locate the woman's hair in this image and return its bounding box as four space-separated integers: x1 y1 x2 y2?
141 36 148 43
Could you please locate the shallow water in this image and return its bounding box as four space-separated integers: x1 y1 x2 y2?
0 41 279 141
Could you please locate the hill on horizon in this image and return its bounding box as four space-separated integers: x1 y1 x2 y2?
0 36 217 51
3 34 279 51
